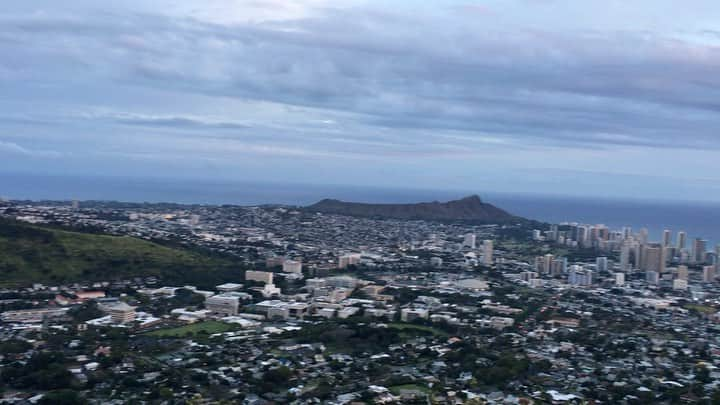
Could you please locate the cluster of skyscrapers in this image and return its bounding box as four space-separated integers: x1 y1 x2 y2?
534 223 720 287
463 234 494 266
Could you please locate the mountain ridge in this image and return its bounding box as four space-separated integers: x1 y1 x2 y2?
306 194 518 222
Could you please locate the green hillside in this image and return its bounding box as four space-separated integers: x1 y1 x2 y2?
0 218 243 288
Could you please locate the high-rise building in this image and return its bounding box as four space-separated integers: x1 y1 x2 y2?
534 254 555 274
677 265 689 281
620 243 632 271
638 228 649 245
677 231 687 250
634 244 642 269
463 234 476 249
641 244 665 273
679 250 690 264
482 240 493 266
620 246 630 271
597 225 609 242
615 272 625 286
544 254 554 274
662 229 672 247
549 224 559 242
568 265 592 286
703 265 716 283
595 257 608 273
551 258 567 276
645 271 660 285
693 238 708 264
577 226 588 247
534 256 545 273
659 245 667 273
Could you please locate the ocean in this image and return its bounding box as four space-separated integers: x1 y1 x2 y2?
2 172 719 246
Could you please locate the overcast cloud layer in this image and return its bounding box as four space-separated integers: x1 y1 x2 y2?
3 0 720 200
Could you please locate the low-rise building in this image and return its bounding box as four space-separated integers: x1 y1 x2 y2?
246 270 274 284
283 259 302 274
216 283 244 292
401 308 429 322
205 295 240 316
103 302 136 324
1 307 69 323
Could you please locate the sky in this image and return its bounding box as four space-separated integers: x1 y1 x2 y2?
3 1 720 201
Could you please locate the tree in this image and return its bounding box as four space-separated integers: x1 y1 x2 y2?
38 390 85 405
69 302 103 322
1 352 73 390
263 366 293 385
0 339 32 354
696 364 712 384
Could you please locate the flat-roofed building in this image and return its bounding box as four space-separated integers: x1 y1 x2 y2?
673 279 688 291
1 308 69 323
338 254 361 269
246 270 274 284
104 302 136 324
283 260 302 274
401 308 429 322
216 283 244 292
326 276 358 289
205 295 240 316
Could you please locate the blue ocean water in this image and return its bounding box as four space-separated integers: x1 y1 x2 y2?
2 172 719 246
489 194 720 247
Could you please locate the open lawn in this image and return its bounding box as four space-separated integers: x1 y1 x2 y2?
683 304 716 314
387 323 449 337
146 321 237 338
389 384 430 395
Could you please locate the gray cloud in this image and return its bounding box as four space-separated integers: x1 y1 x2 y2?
0 140 63 158
109 114 252 130
2 1 720 199
4 8 720 151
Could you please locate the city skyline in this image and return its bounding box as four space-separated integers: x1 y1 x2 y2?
4 1 720 200
5 3 720 403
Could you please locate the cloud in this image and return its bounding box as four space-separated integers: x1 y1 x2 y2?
0 140 63 158
8 9 711 151
2 1 720 199
104 113 252 130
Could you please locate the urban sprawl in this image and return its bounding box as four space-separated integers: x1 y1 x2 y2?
1 200 720 404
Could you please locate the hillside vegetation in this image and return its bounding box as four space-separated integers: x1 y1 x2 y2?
306 195 518 223
0 218 242 287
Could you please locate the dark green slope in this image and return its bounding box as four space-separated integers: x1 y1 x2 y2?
306 195 519 223
0 219 242 288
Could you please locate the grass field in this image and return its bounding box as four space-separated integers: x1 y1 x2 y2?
387 323 449 337
0 218 242 287
146 321 237 337
683 304 716 314
389 384 430 395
